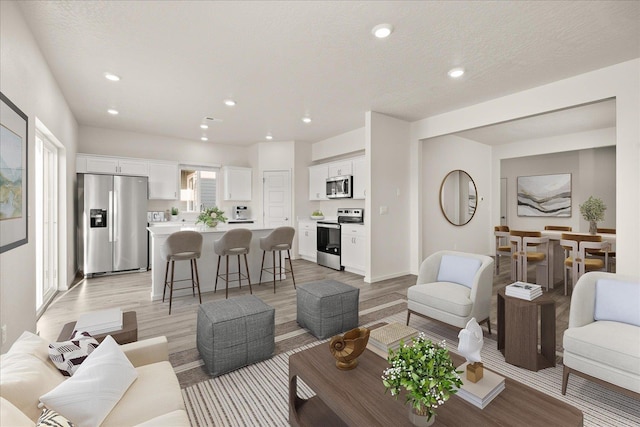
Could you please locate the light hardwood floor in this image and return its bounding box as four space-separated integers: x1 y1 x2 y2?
37 257 572 355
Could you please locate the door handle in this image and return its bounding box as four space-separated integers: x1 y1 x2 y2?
285 217 289 221
108 191 114 243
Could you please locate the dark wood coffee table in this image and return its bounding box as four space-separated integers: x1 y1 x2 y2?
57 311 138 345
289 342 582 426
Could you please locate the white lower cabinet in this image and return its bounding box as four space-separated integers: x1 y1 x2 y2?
298 220 317 261
341 224 366 275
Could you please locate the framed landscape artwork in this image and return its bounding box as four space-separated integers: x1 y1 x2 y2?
0 92 28 253
517 173 571 217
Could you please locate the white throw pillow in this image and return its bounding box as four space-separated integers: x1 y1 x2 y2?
594 279 640 327
437 255 482 289
39 335 138 427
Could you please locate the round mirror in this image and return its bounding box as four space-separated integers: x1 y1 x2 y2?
439 170 478 226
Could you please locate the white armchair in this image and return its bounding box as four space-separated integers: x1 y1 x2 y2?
407 250 494 334
562 271 640 398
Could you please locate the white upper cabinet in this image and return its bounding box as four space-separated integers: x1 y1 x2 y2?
352 156 366 200
223 166 252 201
148 161 178 200
309 164 328 200
328 160 352 177
77 154 148 176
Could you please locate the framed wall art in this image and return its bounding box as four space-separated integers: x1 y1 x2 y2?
0 92 29 253
517 173 571 217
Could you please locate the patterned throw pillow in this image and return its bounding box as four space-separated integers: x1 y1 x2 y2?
48 331 99 376
37 408 75 427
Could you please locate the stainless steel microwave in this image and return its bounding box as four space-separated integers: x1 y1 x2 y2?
326 175 352 199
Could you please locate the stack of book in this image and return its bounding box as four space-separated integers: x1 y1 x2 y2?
455 362 505 409
75 307 123 336
368 323 419 354
505 282 542 300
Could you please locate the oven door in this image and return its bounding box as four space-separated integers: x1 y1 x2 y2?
317 223 341 256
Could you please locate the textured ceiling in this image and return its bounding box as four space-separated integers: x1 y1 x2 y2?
17 1 640 146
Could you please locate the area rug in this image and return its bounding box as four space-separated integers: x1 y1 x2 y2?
181 311 640 427
171 292 408 388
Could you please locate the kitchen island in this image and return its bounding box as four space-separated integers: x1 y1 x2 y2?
147 224 281 301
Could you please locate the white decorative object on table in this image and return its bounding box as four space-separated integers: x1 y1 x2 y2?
458 317 484 382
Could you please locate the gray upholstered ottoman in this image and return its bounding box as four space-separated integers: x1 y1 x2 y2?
197 295 275 377
297 280 360 339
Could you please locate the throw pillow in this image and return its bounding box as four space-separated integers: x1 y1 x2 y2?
37 408 75 427
48 330 99 376
437 254 482 288
594 279 640 327
39 335 138 427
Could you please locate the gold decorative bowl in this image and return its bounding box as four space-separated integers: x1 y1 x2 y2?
329 327 370 370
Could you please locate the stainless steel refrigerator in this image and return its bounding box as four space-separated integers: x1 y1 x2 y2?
78 173 148 277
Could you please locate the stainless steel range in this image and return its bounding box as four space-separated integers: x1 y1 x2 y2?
316 208 364 270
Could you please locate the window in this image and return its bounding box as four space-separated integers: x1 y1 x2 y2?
180 166 219 212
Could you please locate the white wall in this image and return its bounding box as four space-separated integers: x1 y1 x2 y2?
366 112 411 282
422 135 492 257
411 59 640 277
501 145 616 232
1 1 79 352
312 127 365 161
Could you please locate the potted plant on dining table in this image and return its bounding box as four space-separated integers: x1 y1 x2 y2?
382 333 463 426
579 196 606 235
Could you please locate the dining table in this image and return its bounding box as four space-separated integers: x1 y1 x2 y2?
540 230 616 287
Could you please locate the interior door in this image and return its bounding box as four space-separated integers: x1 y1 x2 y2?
500 178 508 226
263 170 291 227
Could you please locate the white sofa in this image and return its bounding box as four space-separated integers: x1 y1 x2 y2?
1 332 190 426
407 250 494 334
562 271 640 398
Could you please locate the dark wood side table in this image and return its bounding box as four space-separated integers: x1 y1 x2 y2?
497 288 555 371
57 311 138 345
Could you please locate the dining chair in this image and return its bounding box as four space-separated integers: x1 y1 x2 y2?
161 230 203 314
560 233 610 295
213 228 253 299
595 228 616 271
509 230 549 289
494 226 511 275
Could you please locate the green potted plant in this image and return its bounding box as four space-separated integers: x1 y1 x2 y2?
310 210 324 220
382 333 463 426
579 196 606 235
196 206 228 228
170 207 179 221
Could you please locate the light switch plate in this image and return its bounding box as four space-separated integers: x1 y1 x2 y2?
379 206 388 215
1 324 6 345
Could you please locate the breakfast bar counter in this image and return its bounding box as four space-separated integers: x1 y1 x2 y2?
147 224 280 301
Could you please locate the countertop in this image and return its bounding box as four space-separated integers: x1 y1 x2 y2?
147 223 274 236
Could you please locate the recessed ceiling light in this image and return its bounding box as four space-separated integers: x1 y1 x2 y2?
265 134 273 140
372 23 393 39
302 117 312 124
200 124 208 129
448 67 465 78
201 136 208 141
104 72 120 82
107 109 119 115
224 99 236 107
